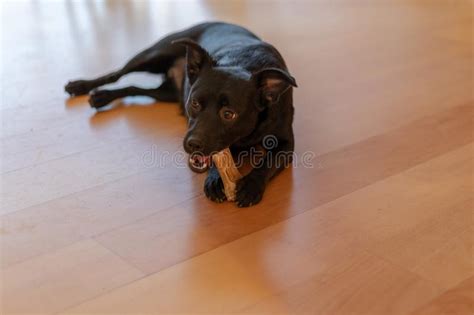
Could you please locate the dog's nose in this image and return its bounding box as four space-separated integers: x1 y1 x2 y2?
186 137 204 152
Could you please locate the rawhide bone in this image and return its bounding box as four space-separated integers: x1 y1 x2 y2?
212 148 242 201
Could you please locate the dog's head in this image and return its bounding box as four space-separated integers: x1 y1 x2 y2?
174 39 297 171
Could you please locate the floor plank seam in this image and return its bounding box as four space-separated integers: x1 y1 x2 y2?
1 126 185 175
0 157 200 217
3 102 471 216
91 143 472 292
0 192 205 270
4 140 471 274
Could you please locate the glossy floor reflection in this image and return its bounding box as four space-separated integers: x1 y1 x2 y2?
1 0 473 314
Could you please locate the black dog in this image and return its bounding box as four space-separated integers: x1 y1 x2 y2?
65 22 297 207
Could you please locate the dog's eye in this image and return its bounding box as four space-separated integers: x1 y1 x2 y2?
219 107 237 121
190 99 201 111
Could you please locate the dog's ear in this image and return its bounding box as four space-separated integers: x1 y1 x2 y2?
172 38 215 83
252 68 297 108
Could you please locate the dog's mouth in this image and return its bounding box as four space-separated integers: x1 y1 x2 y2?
188 153 211 173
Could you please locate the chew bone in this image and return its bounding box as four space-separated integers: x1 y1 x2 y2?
212 148 242 201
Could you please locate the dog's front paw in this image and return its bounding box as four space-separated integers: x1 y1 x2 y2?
204 171 226 203
236 173 266 207
65 80 93 96
89 89 116 109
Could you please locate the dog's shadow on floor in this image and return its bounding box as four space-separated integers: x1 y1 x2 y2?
66 95 187 140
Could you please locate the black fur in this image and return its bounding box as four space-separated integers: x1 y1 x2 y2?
65 22 297 207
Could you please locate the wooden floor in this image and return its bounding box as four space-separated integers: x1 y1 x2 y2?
1 0 473 314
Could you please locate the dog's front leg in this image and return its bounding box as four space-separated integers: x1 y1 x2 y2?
235 139 294 207
204 165 227 203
